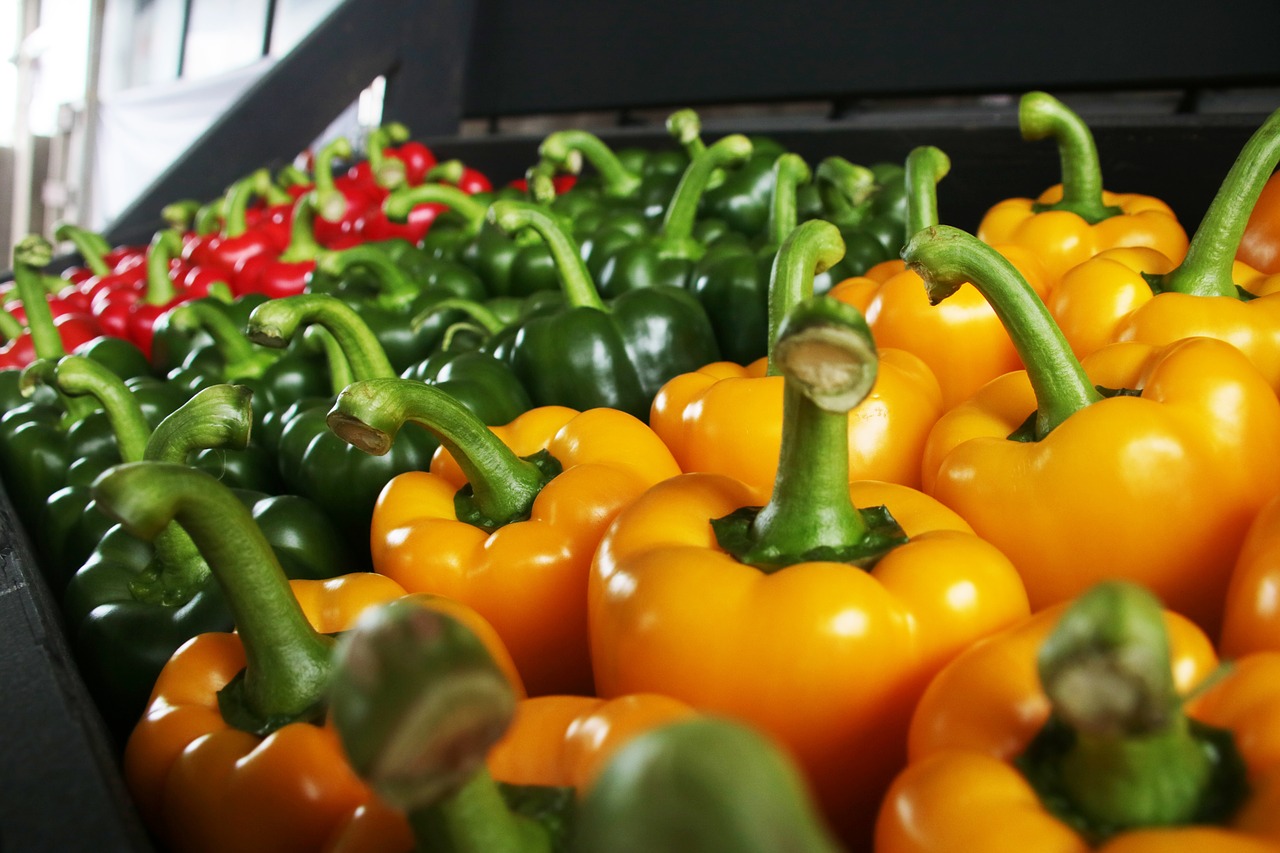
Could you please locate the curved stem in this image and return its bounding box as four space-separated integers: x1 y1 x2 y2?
315 245 420 308
765 154 812 248
903 225 1102 438
1159 106 1280 298
302 326 353 396
19 358 96 423
0 306 22 340
904 145 951 236
92 462 334 731
221 169 269 239
383 184 487 233
412 297 505 336
194 200 223 236
367 123 409 189
276 191 324 263
538 130 641 197
53 222 111 276
312 137 355 222
1021 91 1121 224
327 378 551 529
166 300 276 380
13 235 66 361
252 168 293 206
246 294 397 382
143 229 182 306
47 355 150 462
524 160 560 205
161 199 202 231
488 201 605 311
766 221 847 375
277 163 311 190
146 383 253 462
659 134 753 258
425 160 466 185
814 157 876 228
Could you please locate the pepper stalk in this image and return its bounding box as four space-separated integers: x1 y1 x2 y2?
1020 91 1122 224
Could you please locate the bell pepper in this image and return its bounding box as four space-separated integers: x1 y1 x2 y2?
350 121 436 189
1221 492 1280 658
829 146 1052 410
90 461 400 852
182 170 279 295
907 225 1280 638
815 157 910 282
1239 167 1280 273
328 373 681 695
876 581 1274 851
4 235 116 368
1047 106 1280 391
397 343 533 426
536 127 687 222
246 295 439 564
308 136 380 249
976 91 1190 284
590 294 1029 846
487 200 721 420
651 219 942 493
235 191 324 299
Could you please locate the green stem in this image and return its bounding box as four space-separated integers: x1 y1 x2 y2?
383 184 488 233
1020 581 1243 841
666 108 727 192
143 229 182 306
764 155 812 249
276 192 324 264
91 462 335 732
20 358 97 423
13 235 66 361
766 221 847 375
221 169 269 239
734 298 881 570
313 137 355 223
538 130 641 198
412 298 505 336
659 134 753 259
524 160 560 205
329 600 550 853
0 306 24 341
252 168 293 207
45 355 150 462
246 294 397 382
277 163 312 190
426 160 466 185
160 200 202 231
301 326 354 396
1158 106 1280 298
327 378 552 529
315 246 420 309
902 225 1102 438
53 222 112 276
488 201 606 311
904 146 951 236
367 123 411 189
194 200 223 236
166 300 276 381
1021 91 1122 224
814 157 876 229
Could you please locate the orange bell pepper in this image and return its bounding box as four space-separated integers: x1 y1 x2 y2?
92 461 519 853
651 219 942 493
828 145 1052 410
591 294 1029 847
976 91 1189 284
1221 493 1280 658
1047 107 1280 392
1239 166 1280 274
908 225 1280 639
877 581 1277 851
327 379 681 696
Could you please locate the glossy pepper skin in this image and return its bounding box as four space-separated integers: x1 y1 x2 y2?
63 387 356 739
328 376 681 696
876 582 1276 851
1047 106 1280 392
910 225 1280 639
591 295 1029 847
652 219 942 493
1220 493 1280 658
977 92 1189 284
1239 166 1280 273
487 200 720 421
830 146 1053 410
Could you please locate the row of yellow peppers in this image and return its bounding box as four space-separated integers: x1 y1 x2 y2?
111 92 1280 851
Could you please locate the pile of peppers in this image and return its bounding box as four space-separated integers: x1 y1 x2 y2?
8 93 1280 851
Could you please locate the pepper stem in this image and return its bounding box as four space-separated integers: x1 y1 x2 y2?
0 306 23 341
221 169 269 239
142 229 182 306
275 191 324 264
314 246 420 309
246 294 397 382
765 154 812 249
814 157 876 229
767 221 847 375
327 378 555 530
312 137 355 223
91 462 334 731
904 146 951 237
659 134 753 259
488 201 606 311
329 600 552 853
42 355 151 463
1158 106 1280 298
12 235 66 361
366 123 410 189
903 225 1102 438
1020 581 1245 840
161 200 202 231
383 183 488 233
53 222 112 276
412 298 505 336
164 300 277 381
1021 92 1122 224
538 130 641 198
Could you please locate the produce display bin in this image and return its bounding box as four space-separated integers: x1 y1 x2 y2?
3 0 1280 849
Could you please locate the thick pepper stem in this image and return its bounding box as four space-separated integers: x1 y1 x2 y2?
659 134 754 260
19 358 97 425
538 130 641 198
524 160 561 205
166 300 276 381
383 184 488 233
744 297 880 566
315 245 421 309
143 229 183 306
246 294 397 382
13 234 66 361
814 157 876 229
0 307 24 341
252 168 293 207
40 355 151 463
412 298 505 336
489 201 606 311
327 378 548 528
91 461 335 729
275 191 324 264
221 169 270 240
313 137 355 222
1032 582 1222 833
765 154 812 249
903 225 1102 438
161 200 201 231
367 123 411 189
302 326 354 396
767 221 848 375
1159 106 1280 298
53 222 112 276
330 600 549 853
1021 91 1122 224
904 146 951 236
